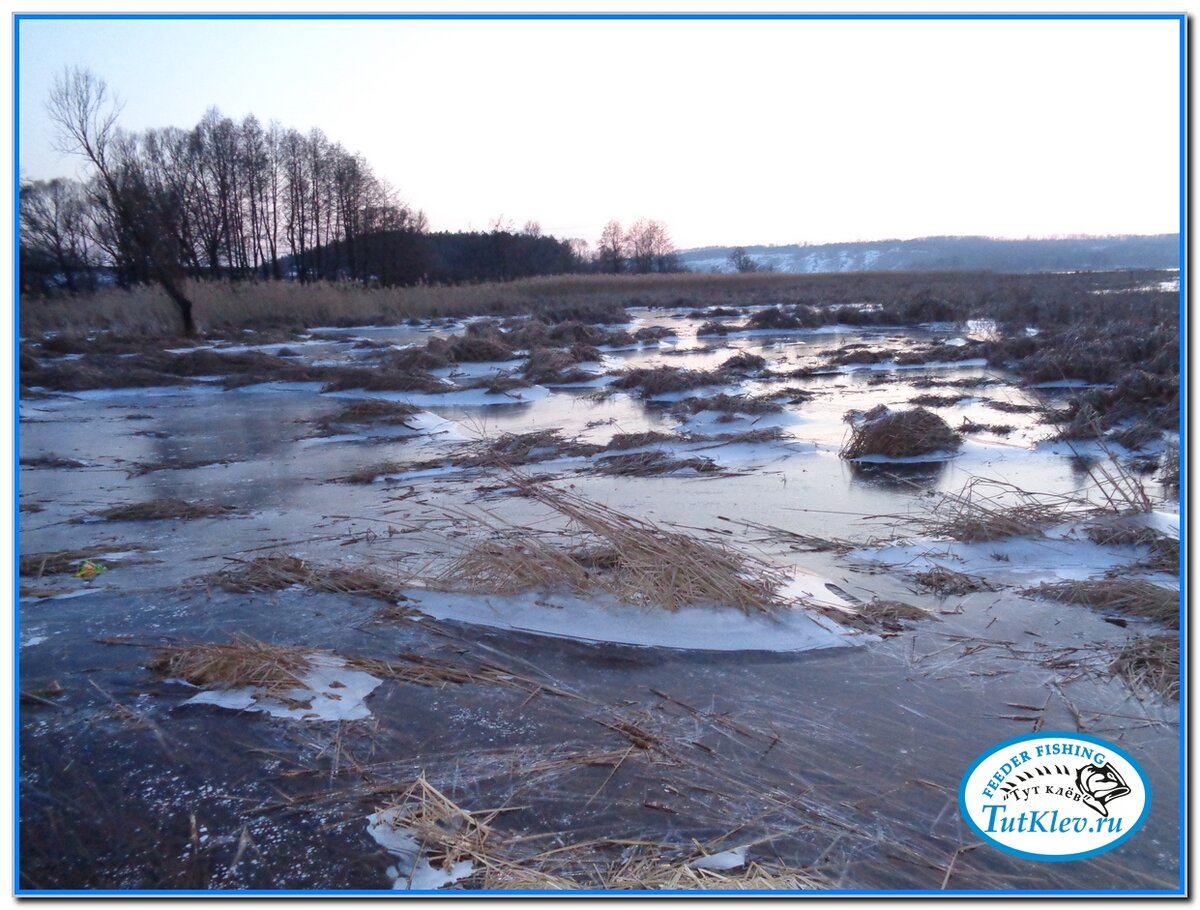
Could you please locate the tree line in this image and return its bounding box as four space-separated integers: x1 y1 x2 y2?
21 67 683 332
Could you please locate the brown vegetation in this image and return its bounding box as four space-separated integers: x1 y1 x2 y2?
841 407 961 460
436 482 783 614
1026 579 1178 628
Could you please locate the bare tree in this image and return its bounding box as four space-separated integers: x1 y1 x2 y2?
19 178 99 293
729 246 758 273
597 220 625 274
47 67 199 334
624 218 678 274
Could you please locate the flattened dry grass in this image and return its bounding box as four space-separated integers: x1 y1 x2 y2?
1026 579 1178 628
1110 634 1179 701
204 554 411 605
911 566 995 596
19 544 138 577
376 774 838 892
602 431 682 451
590 451 722 477
312 400 421 435
841 407 961 460
147 635 315 698
87 499 235 522
436 482 783 614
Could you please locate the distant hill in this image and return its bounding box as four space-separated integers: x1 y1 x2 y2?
679 235 1179 275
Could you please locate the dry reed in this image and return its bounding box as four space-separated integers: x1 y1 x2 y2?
205 554 411 604
1026 579 1178 628
841 408 961 460
436 482 783 614
1110 634 1179 701
147 635 315 697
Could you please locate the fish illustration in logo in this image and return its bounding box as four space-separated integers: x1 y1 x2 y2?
1075 762 1131 816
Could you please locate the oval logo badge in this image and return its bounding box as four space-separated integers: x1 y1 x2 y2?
959 732 1151 862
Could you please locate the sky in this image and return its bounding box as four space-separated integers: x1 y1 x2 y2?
16 14 1183 251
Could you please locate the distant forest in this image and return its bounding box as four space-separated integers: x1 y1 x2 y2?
19 68 680 306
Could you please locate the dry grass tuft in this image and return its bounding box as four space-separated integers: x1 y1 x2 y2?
436 482 783 614
1110 634 1179 701
147 635 315 698
611 366 726 398
335 462 409 484
88 498 235 522
920 478 1076 543
911 567 995 596
19 544 138 577
602 431 682 451
1026 579 1178 628
205 554 411 604
841 407 961 460
312 400 421 435
590 451 722 477
671 394 783 417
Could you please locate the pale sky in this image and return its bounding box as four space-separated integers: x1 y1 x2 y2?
16 14 1183 250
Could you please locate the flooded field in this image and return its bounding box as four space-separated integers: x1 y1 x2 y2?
18 303 1181 892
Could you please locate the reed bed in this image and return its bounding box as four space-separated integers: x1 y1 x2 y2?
435 482 784 615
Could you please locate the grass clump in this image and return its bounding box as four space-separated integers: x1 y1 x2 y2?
148 635 314 698
602 430 682 451
19 544 137 577
87 499 235 522
841 407 961 460
671 394 783 418
911 567 994 596
591 451 722 477
312 400 421 435
611 366 726 398
1110 634 1179 701
1026 579 1178 628
436 482 783 614
204 554 410 604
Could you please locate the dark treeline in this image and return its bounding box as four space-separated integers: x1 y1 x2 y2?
291 228 583 287
21 68 682 311
21 98 424 295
